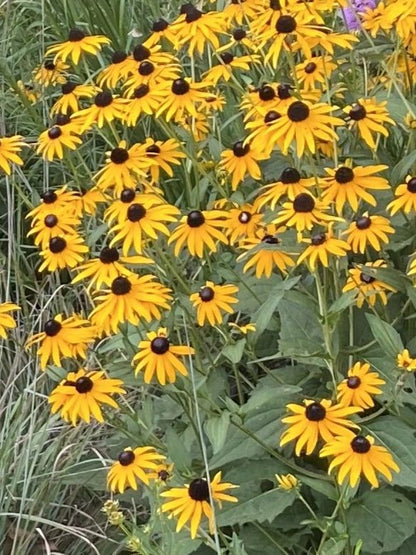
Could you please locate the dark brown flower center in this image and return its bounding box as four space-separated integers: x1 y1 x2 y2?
259 85 275 101
276 15 297 33
293 193 315 212
48 126 62 140
264 110 281 124
44 319 62 336
188 478 210 501
68 28 85 42
127 203 146 222
270 0 281 8
185 7 203 22
311 232 326 245
262 234 279 244
55 114 71 126
112 50 127 64
281 167 301 183
360 272 375 284
220 52 234 65
351 435 371 453
111 276 132 295
95 91 113 107
44 214 58 228
42 191 58 204
158 469 170 481
233 140 250 157
62 81 77 95
133 84 150 98
171 78 190 95
288 101 310 122
44 61 56 70
305 402 326 421
199 286 215 302
146 144 161 155
304 62 317 74
120 188 136 203
139 61 154 76
407 177 416 192
349 104 367 121
119 450 135 466
133 44 151 62
151 337 170 354
152 18 169 32
49 237 66 253
187 210 205 227
100 247 119 263
238 211 252 224
335 166 354 184
356 216 371 230
233 28 247 41
75 376 94 393
277 84 292 99
111 147 129 164
347 376 361 389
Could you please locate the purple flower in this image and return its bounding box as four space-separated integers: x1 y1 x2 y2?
343 0 377 31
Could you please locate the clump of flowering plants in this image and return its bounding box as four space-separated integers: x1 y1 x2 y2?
2 0 416 552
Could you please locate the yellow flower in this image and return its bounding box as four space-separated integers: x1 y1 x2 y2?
156 78 209 122
190 281 239 326
27 210 80 249
397 349 416 371
297 228 350 272
33 60 69 86
203 53 260 85
295 56 337 91
275 473 299 491
225 203 264 244
229 322 256 335
342 260 396 308
0 135 27 174
337 362 385 409
50 82 97 115
143 137 186 183
45 28 110 64
107 446 166 494
172 8 228 56
256 167 315 209
220 140 268 190
343 212 394 253
123 83 167 127
273 193 337 234
38 234 88 272
97 50 135 89
344 98 395 149
0 303 20 339
387 175 416 215
36 123 82 161
73 90 129 132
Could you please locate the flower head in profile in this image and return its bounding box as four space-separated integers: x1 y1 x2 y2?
0 135 27 174
320 430 399 488
342 260 397 308
220 140 268 190
229 321 256 335
190 281 239 326
48 368 125 425
132 328 194 385
275 473 299 491
397 349 416 372
296 227 350 272
107 446 166 494
33 59 69 86
45 28 110 64
337 362 385 409
73 90 129 131
51 81 97 115
160 471 238 539
387 175 416 215
344 98 395 149
280 399 361 456
344 212 394 254
0 303 20 339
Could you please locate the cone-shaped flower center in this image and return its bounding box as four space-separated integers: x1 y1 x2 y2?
186 7 203 23
311 232 326 246
95 91 113 107
121 188 136 203
259 85 275 101
44 214 58 228
75 376 94 393
220 52 234 65
49 237 67 253
68 28 86 42
48 126 62 140
100 247 120 264
146 144 161 155
262 235 279 244
264 110 281 124
188 478 210 501
111 276 132 295
62 81 77 95
187 210 205 227
172 78 190 95
44 319 62 336
335 166 354 184
233 141 250 157
277 84 292 99
276 15 297 33
133 84 150 98
119 450 135 466
139 61 154 76
305 402 326 421
199 286 215 302
351 435 371 453
111 147 129 164
293 193 315 212
304 62 317 74
281 167 300 183
153 18 169 32
44 61 56 70
42 191 58 204
270 0 281 8
349 104 367 121
288 101 310 122
347 376 361 389
127 203 146 222
360 272 375 284
151 336 170 354
112 50 127 64
407 177 416 192
238 211 252 223
356 216 371 230
233 28 247 41
133 44 151 62
56 114 71 126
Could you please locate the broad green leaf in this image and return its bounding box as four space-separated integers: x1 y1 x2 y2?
165 428 192 472
222 339 246 363
366 314 404 358
347 490 416 553
360 265 411 291
319 538 348 555
328 290 357 317
205 412 230 454
390 150 416 184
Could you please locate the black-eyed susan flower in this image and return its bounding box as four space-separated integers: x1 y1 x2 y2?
173 7 228 56
72 247 153 290
0 303 20 339
107 447 166 494
387 175 416 215
361 1 396 36
275 473 299 490
241 83 280 121
229 321 256 335
203 52 260 85
45 28 110 64
244 109 285 155
273 193 337 234
123 83 167 126
342 260 396 308
220 26 258 51
131 42 177 66
168 209 228 257
144 18 177 48
123 60 181 95
344 212 394 253
50 82 97 115
264 100 343 157
33 60 69 86
397 349 416 371
344 98 395 149
280 399 361 456
104 190 160 225
176 112 211 141
0 135 26 174
48 368 125 425
132 327 195 385
295 56 337 91
26 187 79 223
27 210 80 248
89 274 172 336
38 234 88 272
26 314 95 369
337 362 385 409
16 80 40 103
36 124 82 161
220 140 268 190
297 228 350 271
223 0 263 24
201 92 226 114
70 187 108 217
256 167 315 209
109 200 179 255
74 90 129 132
97 51 134 89
156 78 209 122
190 281 238 326
320 163 390 215
225 203 264 244
160 472 238 539
143 138 186 183
319 430 399 488
237 225 295 278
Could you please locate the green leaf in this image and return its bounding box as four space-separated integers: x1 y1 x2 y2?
365 314 404 358
347 490 416 553
205 412 230 454
390 150 416 184
222 339 246 363
165 428 192 472
360 265 411 291
319 538 348 555
216 489 296 527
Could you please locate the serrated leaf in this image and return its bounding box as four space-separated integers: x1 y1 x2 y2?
366 313 404 358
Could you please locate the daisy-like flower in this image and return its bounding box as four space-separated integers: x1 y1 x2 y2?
256 167 315 209
344 212 394 253
319 430 399 488
201 93 226 114
203 52 260 85
70 187 108 217
48 368 125 426
220 140 268 190
123 83 167 126
50 81 97 115
397 349 416 371
223 0 263 24
160 472 238 539
27 210 80 248
107 447 166 494
123 61 181 96
33 60 69 86
89 274 172 336
72 247 153 290
26 187 79 223
143 138 186 183
97 51 134 89
273 193 336 234
38 234 88 272
26 314 96 369
190 281 238 326
0 303 20 339
94 141 151 194
173 7 228 56
295 56 337 91
104 189 160 225
109 199 179 255
337 362 385 409
177 112 211 141
220 26 258 52
45 28 110 65
265 100 344 157
16 80 40 104
144 18 177 48
229 321 256 335
387 175 416 215
244 109 285 156
0 135 26 174
132 328 195 385
156 78 209 122
297 228 351 271
342 260 396 308
361 1 396 36
225 203 264 244
36 123 82 161
168 209 228 258
275 473 299 491
344 98 395 149
237 225 295 278
73 90 129 132
320 163 390 215
280 399 361 456
241 83 280 121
